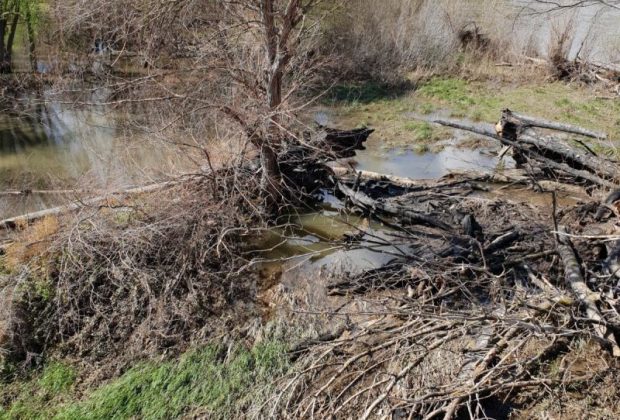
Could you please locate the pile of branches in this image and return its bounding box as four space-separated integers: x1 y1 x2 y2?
550 56 620 93
264 115 620 417
0 166 265 377
268 180 620 418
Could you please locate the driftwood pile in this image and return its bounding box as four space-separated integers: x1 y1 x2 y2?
270 111 620 418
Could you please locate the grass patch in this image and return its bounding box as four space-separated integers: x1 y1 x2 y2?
418 78 474 107
324 81 412 105
322 76 620 153
38 363 76 394
0 362 76 420
0 341 289 420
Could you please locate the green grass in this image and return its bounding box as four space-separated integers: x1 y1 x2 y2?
324 76 620 154
324 81 412 105
38 363 76 394
0 341 289 420
0 362 76 420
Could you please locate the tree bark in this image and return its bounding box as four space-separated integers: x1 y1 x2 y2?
502 109 607 139
25 6 37 72
0 18 9 73
556 226 620 357
6 12 18 57
260 1 282 208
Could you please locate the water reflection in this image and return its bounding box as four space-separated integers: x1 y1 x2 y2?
353 146 511 180
0 90 191 219
511 0 620 65
255 207 410 285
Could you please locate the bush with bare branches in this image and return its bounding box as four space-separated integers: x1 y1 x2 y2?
0 168 266 378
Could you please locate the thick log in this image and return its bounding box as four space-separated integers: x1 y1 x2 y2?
331 165 531 188
515 132 618 178
556 226 620 357
0 189 100 196
331 166 434 188
337 182 453 231
433 118 500 140
434 118 619 188
502 109 607 139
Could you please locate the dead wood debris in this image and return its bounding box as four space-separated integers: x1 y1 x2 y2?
267 111 620 419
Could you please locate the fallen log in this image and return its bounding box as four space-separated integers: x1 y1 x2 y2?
331 166 435 189
0 181 177 230
501 109 607 139
556 226 620 357
331 166 532 189
434 117 620 188
337 182 453 231
0 189 101 196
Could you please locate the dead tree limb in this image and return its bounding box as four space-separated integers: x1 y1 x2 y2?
502 109 607 139
337 182 453 231
556 226 620 357
433 117 620 188
0 181 177 230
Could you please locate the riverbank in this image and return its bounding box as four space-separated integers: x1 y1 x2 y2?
2 70 620 418
2 1 620 416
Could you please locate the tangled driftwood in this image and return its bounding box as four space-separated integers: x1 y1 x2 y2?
265 111 620 418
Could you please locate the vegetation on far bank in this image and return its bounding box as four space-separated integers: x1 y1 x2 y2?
325 73 620 154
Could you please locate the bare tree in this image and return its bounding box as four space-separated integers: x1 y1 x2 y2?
212 0 324 208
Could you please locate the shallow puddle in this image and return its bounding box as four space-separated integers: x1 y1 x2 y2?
253 200 412 290
353 145 510 179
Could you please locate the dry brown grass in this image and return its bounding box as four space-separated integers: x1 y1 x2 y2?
320 0 534 82
2 216 59 273
0 167 269 381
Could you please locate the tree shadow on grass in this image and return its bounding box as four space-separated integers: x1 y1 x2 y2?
321 80 415 105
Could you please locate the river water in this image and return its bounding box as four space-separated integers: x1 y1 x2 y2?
0 89 191 219
510 0 620 65
1 0 618 222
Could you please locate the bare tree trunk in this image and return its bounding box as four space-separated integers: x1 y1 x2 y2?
260 0 283 206
0 18 9 73
25 6 37 72
6 12 19 61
